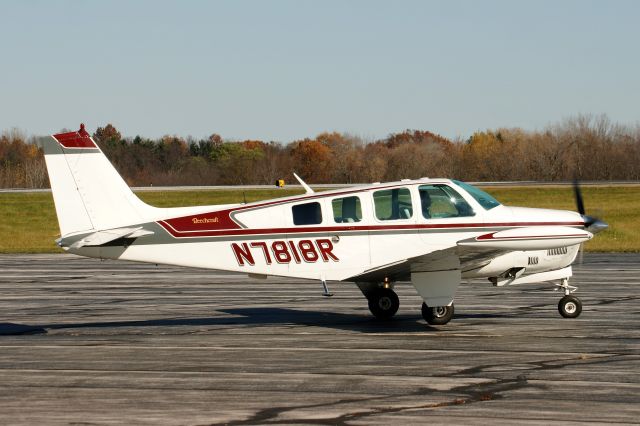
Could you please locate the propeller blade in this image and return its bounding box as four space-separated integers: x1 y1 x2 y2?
573 180 585 216
571 182 607 268
573 180 608 234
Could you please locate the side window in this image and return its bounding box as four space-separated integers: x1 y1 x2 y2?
292 202 322 225
373 188 413 221
419 185 474 219
332 196 362 223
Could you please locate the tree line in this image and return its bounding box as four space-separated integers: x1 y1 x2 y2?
1 114 639 189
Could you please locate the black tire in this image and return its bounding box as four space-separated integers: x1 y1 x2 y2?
368 288 399 319
421 302 454 325
558 295 582 318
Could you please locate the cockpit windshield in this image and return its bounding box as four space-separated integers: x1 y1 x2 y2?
452 180 501 210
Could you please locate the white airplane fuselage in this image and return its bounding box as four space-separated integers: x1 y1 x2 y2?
39 125 604 325
65 182 583 282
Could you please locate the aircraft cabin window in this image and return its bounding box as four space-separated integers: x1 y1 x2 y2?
332 196 362 223
419 185 474 219
373 188 413 220
292 202 323 225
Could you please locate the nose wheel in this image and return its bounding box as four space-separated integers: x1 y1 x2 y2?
558 294 582 318
368 288 399 319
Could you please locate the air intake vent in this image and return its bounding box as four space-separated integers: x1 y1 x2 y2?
547 247 568 256
528 256 539 265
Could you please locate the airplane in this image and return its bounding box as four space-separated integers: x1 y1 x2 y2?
37 124 608 326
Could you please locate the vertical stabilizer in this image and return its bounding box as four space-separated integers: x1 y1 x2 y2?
38 124 156 237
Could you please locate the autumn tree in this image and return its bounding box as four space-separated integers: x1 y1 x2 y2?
93 124 122 146
359 143 389 182
0 129 47 188
289 138 333 183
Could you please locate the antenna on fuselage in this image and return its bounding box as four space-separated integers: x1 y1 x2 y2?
293 172 314 194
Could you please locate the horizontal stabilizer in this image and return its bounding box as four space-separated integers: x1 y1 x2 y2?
69 227 154 248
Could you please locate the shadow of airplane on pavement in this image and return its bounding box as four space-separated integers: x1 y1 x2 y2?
1 306 513 336
0 307 447 335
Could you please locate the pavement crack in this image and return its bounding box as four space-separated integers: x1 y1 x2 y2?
201 377 531 425
446 352 624 377
591 295 640 306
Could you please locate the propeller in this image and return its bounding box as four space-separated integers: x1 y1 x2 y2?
573 180 608 265
573 180 608 234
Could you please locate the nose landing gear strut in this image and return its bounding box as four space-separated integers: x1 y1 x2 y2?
556 278 582 318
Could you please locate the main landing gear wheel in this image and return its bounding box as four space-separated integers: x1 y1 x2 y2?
368 288 399 320
558 295 582 318
422 302 454 325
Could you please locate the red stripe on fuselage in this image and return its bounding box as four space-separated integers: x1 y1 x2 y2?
157 221 585 239
476 232 587 241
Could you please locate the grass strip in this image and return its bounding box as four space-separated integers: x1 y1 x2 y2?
0 186 635 253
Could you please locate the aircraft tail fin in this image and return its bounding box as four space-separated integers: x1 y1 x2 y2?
38 124 157 237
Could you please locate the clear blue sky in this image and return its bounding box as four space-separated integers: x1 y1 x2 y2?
1 0 638 142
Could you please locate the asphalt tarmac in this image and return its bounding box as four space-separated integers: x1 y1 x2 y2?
0 253 639 425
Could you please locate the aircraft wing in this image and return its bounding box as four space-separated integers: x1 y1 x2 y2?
346 226 591 283
346 245 502 283
345 226 590 307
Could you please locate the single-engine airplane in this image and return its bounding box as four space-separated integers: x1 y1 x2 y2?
38 124 608 325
